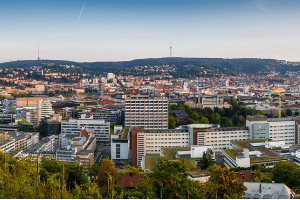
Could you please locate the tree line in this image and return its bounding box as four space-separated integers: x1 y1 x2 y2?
168 101 264 129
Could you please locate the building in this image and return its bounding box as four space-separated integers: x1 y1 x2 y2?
111 135 129 163
131 128 190 167
125 95 168 129
246 116 295 146
39 118 61 137
107 73 115 80
222 140 287 169
0 139 15 152
61 118 110 143
16 97 43 108
57 128 96 170
243 182 295 199
37 99 53 126
78 109 122 124
188 124 250 151
171 110 189 123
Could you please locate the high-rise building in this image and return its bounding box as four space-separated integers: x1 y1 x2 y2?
37 99 53 126
125 95 168 129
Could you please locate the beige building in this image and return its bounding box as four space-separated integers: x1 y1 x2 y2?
16 97 44 107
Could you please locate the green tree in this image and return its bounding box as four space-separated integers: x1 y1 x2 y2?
286 109 293 116
252 170 272 183
168 114 177 129
272 161 297 186
281 111 288 117
190 111 200 121
65 162 88 190
204 165 247 199
87 164 99 183
211 113 221 124
199 116 209 124
150 158 204 199
97 158 119 187
197 149 214 170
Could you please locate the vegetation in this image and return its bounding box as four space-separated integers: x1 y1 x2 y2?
197 149 214 170
169 101 263 128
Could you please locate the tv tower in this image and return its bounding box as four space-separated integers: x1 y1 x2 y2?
38 45 40 60
170 43 172 58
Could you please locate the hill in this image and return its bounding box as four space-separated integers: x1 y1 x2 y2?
0 58 299 77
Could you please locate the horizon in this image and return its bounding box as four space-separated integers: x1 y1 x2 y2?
0 56 298 64
1 0 300 62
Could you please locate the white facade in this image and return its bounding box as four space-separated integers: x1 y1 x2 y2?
190 145 213 158
268 118 295 146
195 127 250 151
37 99 53 125
136 130 190 166
111 137 129 162
125 95 168 129
107 73 115 80
61 119 110 143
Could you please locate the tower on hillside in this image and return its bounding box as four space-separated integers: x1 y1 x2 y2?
38 45 40 60
170 43 172 58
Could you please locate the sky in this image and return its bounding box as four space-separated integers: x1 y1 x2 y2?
1 0 300 62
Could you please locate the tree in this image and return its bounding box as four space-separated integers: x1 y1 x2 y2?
97 158 119 187
211 113 221 124
252 170 271 183
197 149 214 170
87 164 99 183
149 158 204 199
272 161 297 186
64 162 88 190
168 114 177 129
286 109 293 116
199 117 209 124
281 111 288 117
204 165 247 199
190 112 200 121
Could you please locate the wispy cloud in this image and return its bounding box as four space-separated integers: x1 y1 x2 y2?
78 3 85 21
255 2 267 12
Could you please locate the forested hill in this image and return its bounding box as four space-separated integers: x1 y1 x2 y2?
0 58 299 76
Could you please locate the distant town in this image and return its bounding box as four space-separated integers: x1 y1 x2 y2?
1 60 300 198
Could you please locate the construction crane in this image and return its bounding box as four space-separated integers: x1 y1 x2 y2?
272 90 282 118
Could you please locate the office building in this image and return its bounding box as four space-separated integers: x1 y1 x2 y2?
125 95 168 129
61 119 110 143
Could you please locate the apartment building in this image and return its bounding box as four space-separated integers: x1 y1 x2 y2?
188 124 250 151
131 129 190 167
37 99 53 126
61 119 110 143
246 116 295 146
125 95 168 129
78 109 122 124
16 97 43 107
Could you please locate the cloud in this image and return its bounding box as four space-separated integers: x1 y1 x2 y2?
78 3 85 21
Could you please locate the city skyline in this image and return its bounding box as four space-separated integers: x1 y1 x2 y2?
1 0 300 62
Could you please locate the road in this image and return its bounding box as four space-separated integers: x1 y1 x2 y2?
95 145 111 164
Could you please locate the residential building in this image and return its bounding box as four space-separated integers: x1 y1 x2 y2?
0 139 15 152
61 118 110 143
37 99 53 126
16 97 43 107
111 135 129 163
243 182 295 199
125 95 168 129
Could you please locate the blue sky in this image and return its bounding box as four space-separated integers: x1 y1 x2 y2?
1 0 300 62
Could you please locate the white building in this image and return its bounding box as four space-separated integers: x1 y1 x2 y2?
125 95 168 129
61 119 110 143
107 73 115 80
246 116 296 146
110 135 129 163
37 99 53 126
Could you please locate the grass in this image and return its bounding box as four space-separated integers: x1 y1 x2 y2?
224 149 242 160
144 156 160 171
250 157 286 163
162 147 191 160
16 116 31 125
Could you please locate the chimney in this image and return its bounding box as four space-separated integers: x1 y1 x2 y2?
259 183 262 194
